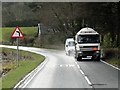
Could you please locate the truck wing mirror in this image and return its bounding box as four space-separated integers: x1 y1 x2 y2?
73 37 75 40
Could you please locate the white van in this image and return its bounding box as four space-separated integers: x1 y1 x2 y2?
65 38 75 56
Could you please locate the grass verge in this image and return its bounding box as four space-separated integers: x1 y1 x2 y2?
105 58 119 68
102 48 120 68
2 27 37 45
2 48 45 89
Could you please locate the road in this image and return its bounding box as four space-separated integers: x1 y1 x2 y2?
1 45 119 89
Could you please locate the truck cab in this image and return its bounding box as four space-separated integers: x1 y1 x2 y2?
74 27 100 61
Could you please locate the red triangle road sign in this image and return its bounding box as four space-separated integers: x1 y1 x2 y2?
11 26 24 38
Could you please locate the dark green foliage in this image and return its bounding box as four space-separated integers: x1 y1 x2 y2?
103 33 112 48
103 48 119 59
102 48 120 67
2 2 120 48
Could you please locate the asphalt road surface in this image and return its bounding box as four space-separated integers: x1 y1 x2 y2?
1 45 119 89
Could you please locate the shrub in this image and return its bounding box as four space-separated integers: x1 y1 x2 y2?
103 48 120 60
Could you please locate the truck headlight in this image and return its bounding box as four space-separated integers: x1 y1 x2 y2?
96 51 100 53
78 51 83 54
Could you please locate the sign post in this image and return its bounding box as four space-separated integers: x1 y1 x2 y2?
17 38 19 66
11 26 24 67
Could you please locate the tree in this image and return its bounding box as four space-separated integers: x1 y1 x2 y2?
2 2 120 47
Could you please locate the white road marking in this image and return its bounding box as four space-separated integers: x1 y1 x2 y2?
80 69 85 75
75 61 77 64
101 60 120 71
46 64 75 68
77 65 80 68
66 64 69 67
75 61 92 87
60 65 63 67
14 57 48 88
84 76 92 86
69 64 75 67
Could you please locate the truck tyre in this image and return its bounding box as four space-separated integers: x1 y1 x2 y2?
97 58 100 61
77 57 81 61
95 56 100 61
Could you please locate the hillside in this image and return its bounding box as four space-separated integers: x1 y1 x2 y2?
2 27 37 46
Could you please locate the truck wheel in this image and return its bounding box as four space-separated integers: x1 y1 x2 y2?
97 58 100 61
77 57 81 61
96 56 100 61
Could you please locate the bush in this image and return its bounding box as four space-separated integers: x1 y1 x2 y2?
103 33 111 48
103 48 120 60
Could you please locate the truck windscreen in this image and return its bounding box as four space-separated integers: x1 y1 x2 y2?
78 35 100 43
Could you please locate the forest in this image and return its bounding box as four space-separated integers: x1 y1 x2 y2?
2 2 120 48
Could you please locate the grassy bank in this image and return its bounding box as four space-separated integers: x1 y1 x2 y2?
2 27 37 45
2 27 64 49
2 48 45 89
102 48 120 68
105 58 119 67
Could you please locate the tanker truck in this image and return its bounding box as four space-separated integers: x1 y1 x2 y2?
74 27 100 61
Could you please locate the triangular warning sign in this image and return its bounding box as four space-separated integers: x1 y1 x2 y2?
11 26 24 38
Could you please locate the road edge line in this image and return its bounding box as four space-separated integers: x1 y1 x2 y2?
13 57 48 89
100 60 120 71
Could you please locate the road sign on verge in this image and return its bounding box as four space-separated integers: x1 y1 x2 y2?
11 26 24 67
11 26 24 38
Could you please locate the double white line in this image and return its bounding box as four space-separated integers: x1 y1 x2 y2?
13 58 48 89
